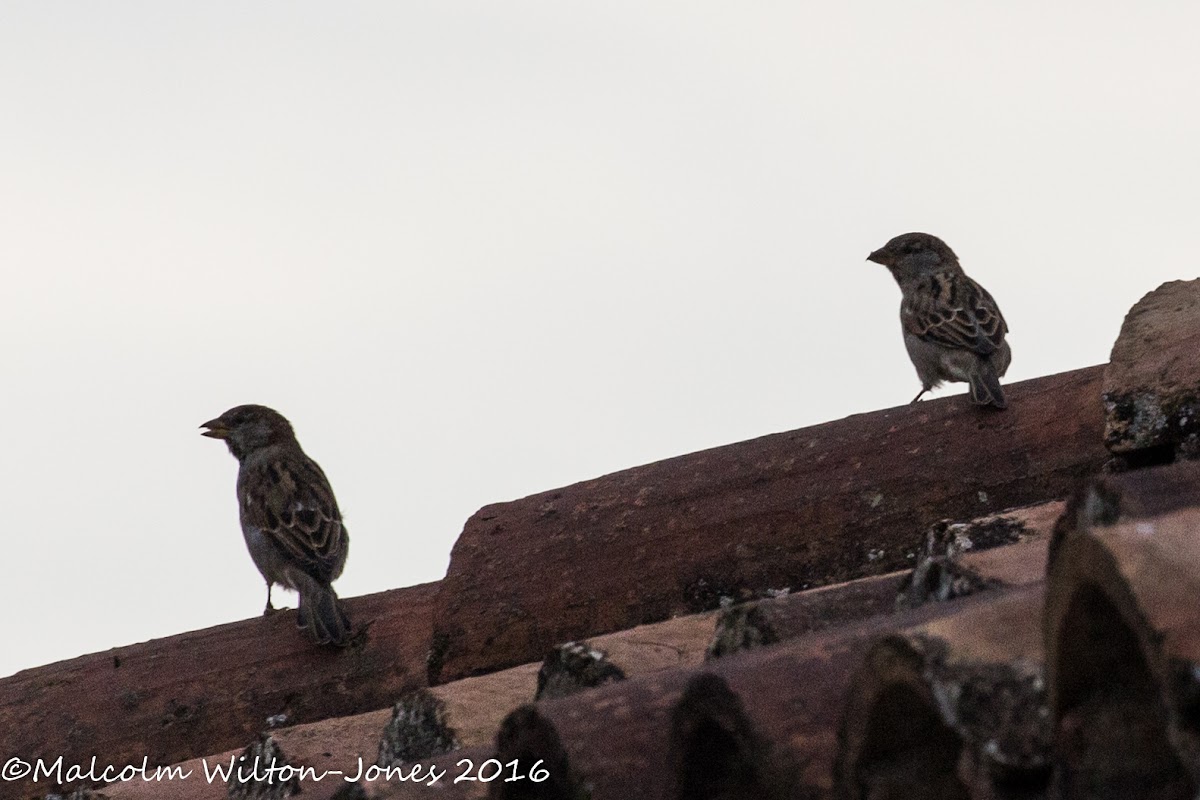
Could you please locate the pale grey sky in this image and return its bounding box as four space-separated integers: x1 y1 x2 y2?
2 2 1197 678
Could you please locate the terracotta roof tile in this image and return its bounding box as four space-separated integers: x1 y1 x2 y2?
431 367 1107 684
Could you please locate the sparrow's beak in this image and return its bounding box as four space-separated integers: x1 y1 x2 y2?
200 419 230 439
866 248 888 266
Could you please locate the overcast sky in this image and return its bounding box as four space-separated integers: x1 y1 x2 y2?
2 2 1197 678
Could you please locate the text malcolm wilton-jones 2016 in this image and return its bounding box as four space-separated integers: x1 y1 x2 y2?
3 754 552 786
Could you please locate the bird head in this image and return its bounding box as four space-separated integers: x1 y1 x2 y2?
867 232 960 283
200 404 297 461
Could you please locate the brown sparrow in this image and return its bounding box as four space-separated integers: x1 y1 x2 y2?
868 232 1011 409
201 404 351 645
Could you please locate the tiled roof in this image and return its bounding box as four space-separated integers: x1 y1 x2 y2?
9 279 1200 800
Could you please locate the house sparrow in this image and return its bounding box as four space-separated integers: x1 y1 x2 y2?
201 404 351 645
867 232 1011 409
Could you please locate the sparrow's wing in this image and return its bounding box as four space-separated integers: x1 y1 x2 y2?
239 453 346 583
902 273 1007 356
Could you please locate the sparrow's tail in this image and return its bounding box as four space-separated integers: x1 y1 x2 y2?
297 583 351 646
968 358 1007 409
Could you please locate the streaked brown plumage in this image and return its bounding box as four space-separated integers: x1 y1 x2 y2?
201 404 351 645
867 232 1011 408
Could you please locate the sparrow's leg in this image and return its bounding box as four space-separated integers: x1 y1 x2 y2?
910 388 928 404
263 583 276 616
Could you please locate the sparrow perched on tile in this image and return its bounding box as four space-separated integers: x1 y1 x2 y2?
868 232 1011 409
201 404 351 645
